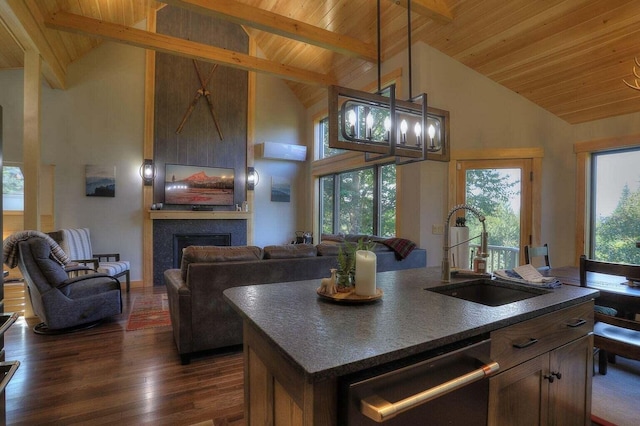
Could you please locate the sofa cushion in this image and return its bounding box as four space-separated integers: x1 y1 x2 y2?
263 244 318 259
316 243 341 256
180 246 263 281
344 234 387 243
321 233 345 243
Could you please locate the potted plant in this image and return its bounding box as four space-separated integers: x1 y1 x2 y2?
336 238 375 291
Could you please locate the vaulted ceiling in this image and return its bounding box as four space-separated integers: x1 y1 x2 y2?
1 0 640 124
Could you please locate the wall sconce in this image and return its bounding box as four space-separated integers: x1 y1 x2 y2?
140 159 155 186
247 167 259 190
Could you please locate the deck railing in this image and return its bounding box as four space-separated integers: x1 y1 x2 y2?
470 244 520 272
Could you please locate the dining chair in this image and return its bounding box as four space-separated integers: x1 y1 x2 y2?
524 244 551 270
579 255 640 374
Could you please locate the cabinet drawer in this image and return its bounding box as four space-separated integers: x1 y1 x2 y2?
491 302 593 371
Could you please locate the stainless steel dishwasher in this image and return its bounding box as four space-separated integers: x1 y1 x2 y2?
341 338 499 425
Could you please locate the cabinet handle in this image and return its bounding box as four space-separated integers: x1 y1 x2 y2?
512 338 538 349
544 371 562 383
360 361 500 422
566 318 586 328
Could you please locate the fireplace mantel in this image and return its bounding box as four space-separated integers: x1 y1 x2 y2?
148 210 251 220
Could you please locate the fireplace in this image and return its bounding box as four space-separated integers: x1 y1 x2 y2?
173 233 231 268
153 218 247 285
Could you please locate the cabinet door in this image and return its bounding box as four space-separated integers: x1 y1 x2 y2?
488 354 549 426
548 335 593 426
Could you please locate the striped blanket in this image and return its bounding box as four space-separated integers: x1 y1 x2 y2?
2 230 70 269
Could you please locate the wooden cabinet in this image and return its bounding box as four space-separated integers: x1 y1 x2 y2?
488 302 594 426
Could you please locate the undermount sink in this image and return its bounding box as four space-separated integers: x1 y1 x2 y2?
426 279 551 307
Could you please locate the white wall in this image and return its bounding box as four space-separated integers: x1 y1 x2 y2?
1 42 146 280
253 72 308 246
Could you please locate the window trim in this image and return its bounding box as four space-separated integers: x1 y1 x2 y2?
574 134 640 264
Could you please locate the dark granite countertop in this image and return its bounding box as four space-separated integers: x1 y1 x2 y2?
223 266 599 383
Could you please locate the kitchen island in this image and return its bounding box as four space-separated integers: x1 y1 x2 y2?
224 266 599 425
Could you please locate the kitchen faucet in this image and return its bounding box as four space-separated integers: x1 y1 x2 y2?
442 204 488 282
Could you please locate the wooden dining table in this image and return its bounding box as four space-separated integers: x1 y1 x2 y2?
546 265 640 315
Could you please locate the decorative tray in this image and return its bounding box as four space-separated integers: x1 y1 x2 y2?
316 288 383 303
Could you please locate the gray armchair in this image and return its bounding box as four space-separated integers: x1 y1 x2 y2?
17 236 122 334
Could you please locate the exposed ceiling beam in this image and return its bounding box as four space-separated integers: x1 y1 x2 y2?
0 0 66 89
44 11 336 87
390 0 453 23
161 0 377 63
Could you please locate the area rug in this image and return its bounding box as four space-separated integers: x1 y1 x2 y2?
126 294 171 331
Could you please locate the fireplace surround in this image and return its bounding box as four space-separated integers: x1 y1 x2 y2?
173 233 231 268
153 218 246 285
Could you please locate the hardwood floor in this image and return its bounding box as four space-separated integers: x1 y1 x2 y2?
2 286 245 425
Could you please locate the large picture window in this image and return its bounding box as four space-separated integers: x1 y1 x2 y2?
320 163 396 237
590 148 640 263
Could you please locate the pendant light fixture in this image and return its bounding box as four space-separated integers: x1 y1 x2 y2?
328 0 449 163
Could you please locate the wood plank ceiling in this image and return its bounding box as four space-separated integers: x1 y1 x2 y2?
1 0 640 125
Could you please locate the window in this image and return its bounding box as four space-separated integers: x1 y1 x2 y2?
589 148 640 263
456 160 530 272
320 163 396 237
318 116 346 159
3 165 24 211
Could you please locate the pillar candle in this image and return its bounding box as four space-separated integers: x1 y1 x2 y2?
355 250 377 296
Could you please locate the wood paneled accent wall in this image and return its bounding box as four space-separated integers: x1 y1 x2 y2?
153 6 249 206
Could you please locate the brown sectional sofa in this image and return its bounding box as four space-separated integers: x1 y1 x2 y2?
164 240 427 364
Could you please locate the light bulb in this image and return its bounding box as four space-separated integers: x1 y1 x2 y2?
414 122 422 147
347 110 356 126
384 116 391 141
400 119 408 144
347 110 357 137
428 124 436 139
366 113 374 129
366 112 374 139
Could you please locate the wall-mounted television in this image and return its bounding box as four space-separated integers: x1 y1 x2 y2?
164 164 234 206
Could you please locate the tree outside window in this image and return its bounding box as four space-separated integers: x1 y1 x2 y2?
591 149 640 264
320 164 396 237
2 165 24 211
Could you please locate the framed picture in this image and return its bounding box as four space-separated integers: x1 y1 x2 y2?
271 176 291 202
86 165 115 197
